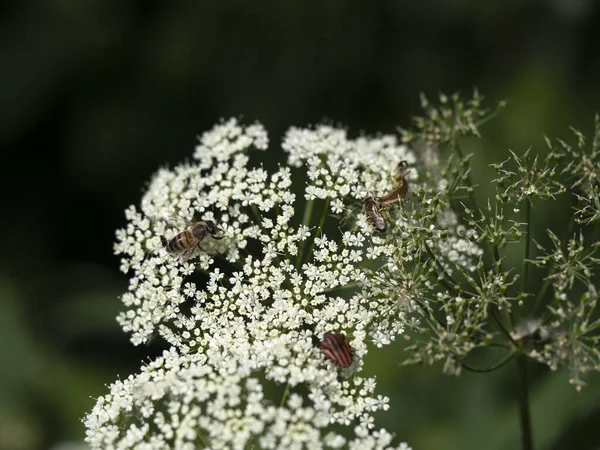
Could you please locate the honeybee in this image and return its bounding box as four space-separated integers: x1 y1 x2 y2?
363 197 387 232
319 332 355 368
378 160 410 206
161 218 223 261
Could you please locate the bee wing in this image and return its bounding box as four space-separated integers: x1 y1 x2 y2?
176 244 199 263
164 213 190 229
373 214 387 232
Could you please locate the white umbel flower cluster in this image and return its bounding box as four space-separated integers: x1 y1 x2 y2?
86 118 449 449
85 348 413 450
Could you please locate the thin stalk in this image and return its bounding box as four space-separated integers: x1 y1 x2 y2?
521 199 532 291
249 204 264 225
491 233 514 330
475 103 506 128
486 342 513 350
448 166 470 196
592 219 600 244
564 214 576 248
297 199 315 268
410 253 450 328
532 210 576 316
198 431 210 448
413 297 446 328
531 276 552 316
518 198 532 325
461 350 516 373
453 140 481 212
493 245 501 265
423 242 461 294
491 310 517 344
436 273 459 296
304 198 330 264
321 281 362 294
516 354 534 450
279 382 291 407
475 106 504 128
357 258 379 269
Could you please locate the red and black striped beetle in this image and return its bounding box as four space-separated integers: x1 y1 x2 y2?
319 332 355 368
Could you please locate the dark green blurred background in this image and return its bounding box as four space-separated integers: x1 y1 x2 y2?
2 1 600 449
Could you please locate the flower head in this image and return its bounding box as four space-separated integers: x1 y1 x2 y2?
91 118 425 448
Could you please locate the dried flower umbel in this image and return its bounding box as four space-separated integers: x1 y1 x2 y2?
389 92 600 389
393 91 600 450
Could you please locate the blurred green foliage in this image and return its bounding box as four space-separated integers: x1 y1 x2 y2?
1 1 600 449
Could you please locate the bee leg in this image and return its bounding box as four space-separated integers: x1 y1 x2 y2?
214 225 226 240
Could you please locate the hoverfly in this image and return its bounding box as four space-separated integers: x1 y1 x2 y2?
378 160 410 206
161 218 223 261
319 332 355 368
363 197 387 232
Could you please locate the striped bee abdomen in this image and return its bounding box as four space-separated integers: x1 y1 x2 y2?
161 219 223 262
167 230 195 253
319 332 355 368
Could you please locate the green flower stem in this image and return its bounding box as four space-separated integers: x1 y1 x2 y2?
516 354 534 450
522 198 531 291
304 198 330 264
518 198 532 325
531 213 576 316
461 350 516 373
436 271 460 296
453 140 482 213
412 295 446 328
592 219 600 243
492 245 501 265
302 199 315 227
280 382 291 407
411 253 452 328
423 242 462 294
475 106 504 128
531 276 552 317
491 310 516 344
198 431 210 448
321 280 362 294
357 259 378 269
249 204 264 225
564 212 576 245
297 199 315 268
448 167 470 196
490 244 515 330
